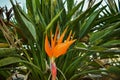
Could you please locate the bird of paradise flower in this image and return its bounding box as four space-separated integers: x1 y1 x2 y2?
45 26 76 80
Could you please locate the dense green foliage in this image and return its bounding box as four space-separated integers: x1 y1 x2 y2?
0 0 120 80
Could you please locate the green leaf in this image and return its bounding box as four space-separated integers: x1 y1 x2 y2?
67 1 83 20
26 0 40 23
64 52 94 78
45 9 63 32
102 40 120 47
108 66 120 76
67 0 74 12
70 9 90 25
90 22 120 44
10 0 37 41
107 0 119 13
0 57 44 79
0 48 19 58
93 14 119 27
79 10 100 38
0 57 21 67
70 70 107 80
0 48 15 53
38 10 47 29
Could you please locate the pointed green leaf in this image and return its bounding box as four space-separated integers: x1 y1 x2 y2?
45 10 63 32
79 10 100 38
90 22 120 44
67 1 83 20
102 40 120 47
10 0 36 41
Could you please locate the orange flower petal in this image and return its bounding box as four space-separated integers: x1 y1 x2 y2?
57 26 68 44
50 31 54 49
66 30 72 41
53 40 76 57
53 27 59 48
45 35 52 58
45 25 76 58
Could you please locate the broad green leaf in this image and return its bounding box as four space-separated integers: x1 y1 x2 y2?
0 48 20 59
10 0 37 41
0 48 17 56
101 40 120 47
0 57 44 79
0 57 21 67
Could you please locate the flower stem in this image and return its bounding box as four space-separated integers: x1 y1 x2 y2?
51 59 57 80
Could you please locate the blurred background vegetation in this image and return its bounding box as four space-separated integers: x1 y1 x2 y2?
0 0 120 80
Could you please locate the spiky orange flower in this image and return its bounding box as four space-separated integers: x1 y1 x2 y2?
45 26 76 80
45 27 76 58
